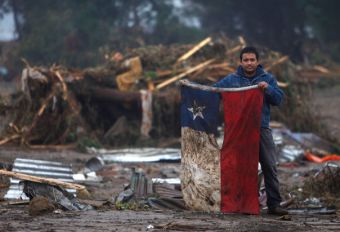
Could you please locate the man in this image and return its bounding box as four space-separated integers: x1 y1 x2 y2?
214 46 288 216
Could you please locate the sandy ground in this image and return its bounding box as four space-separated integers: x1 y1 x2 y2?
0 147 340 232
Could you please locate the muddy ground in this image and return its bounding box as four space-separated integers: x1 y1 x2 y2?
0 147 340 232
1 80 340 231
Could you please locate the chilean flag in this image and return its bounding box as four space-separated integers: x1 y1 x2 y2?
181 83 263 214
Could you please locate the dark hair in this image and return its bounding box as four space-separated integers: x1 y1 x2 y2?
240 46 259 61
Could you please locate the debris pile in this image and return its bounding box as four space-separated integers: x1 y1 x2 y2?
3 158 77 200
277 162 340 215
23 181 92 211
303 162 340 200
0 36 339 148
114 168 186 211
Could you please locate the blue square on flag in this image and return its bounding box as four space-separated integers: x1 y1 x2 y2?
181 85 220 135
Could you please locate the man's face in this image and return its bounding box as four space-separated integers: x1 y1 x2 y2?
240 53 258 75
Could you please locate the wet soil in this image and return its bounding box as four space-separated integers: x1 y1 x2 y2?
1 205 339 232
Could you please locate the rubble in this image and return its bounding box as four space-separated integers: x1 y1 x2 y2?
287 206 336 215
23 181 92 211
0 35 338 150
114 168 186 211
3 158 79 200
303 162 340 199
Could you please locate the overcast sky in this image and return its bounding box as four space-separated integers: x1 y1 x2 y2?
0 11 17 41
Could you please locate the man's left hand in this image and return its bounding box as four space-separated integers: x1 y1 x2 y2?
258 81 268 90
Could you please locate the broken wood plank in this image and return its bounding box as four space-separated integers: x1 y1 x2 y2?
313 65 330 74
27 144 77 150
8 200 30 205
37 91 57 117
226 36 246 55
155 68 187 79
207 76 218 82
156 69 173 77
0 134 20 146
116 57 143 91
176 37 212 63
238 36 246 46
147 81 155 91
9 122 20 133
208 62 231 69
278 81 289 88
55 70 69 100
0 169 86 191
207 62 235 73
226 45 243 55
269 121 285 128
266 56 289 71
156 59 215 90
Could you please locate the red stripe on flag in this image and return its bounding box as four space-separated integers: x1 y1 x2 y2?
220 89 263 214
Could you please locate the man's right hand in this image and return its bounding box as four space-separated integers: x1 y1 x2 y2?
258 81 268 90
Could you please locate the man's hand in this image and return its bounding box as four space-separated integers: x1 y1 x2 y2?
258 81 268 90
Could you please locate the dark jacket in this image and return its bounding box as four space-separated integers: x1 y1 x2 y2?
213 65 284 128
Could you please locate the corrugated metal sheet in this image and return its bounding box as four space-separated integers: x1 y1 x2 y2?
152 178 180 185
87 147 181 163
5 158 75 200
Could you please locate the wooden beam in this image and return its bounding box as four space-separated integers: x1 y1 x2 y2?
226 45 243 55
156 59 215 90
176 37 212 63
0 169 86 191
266 56 289 71
0 134 20 146
226 36 246 55
278 81 289 88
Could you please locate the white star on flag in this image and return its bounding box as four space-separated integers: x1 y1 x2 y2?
188 100 206 120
